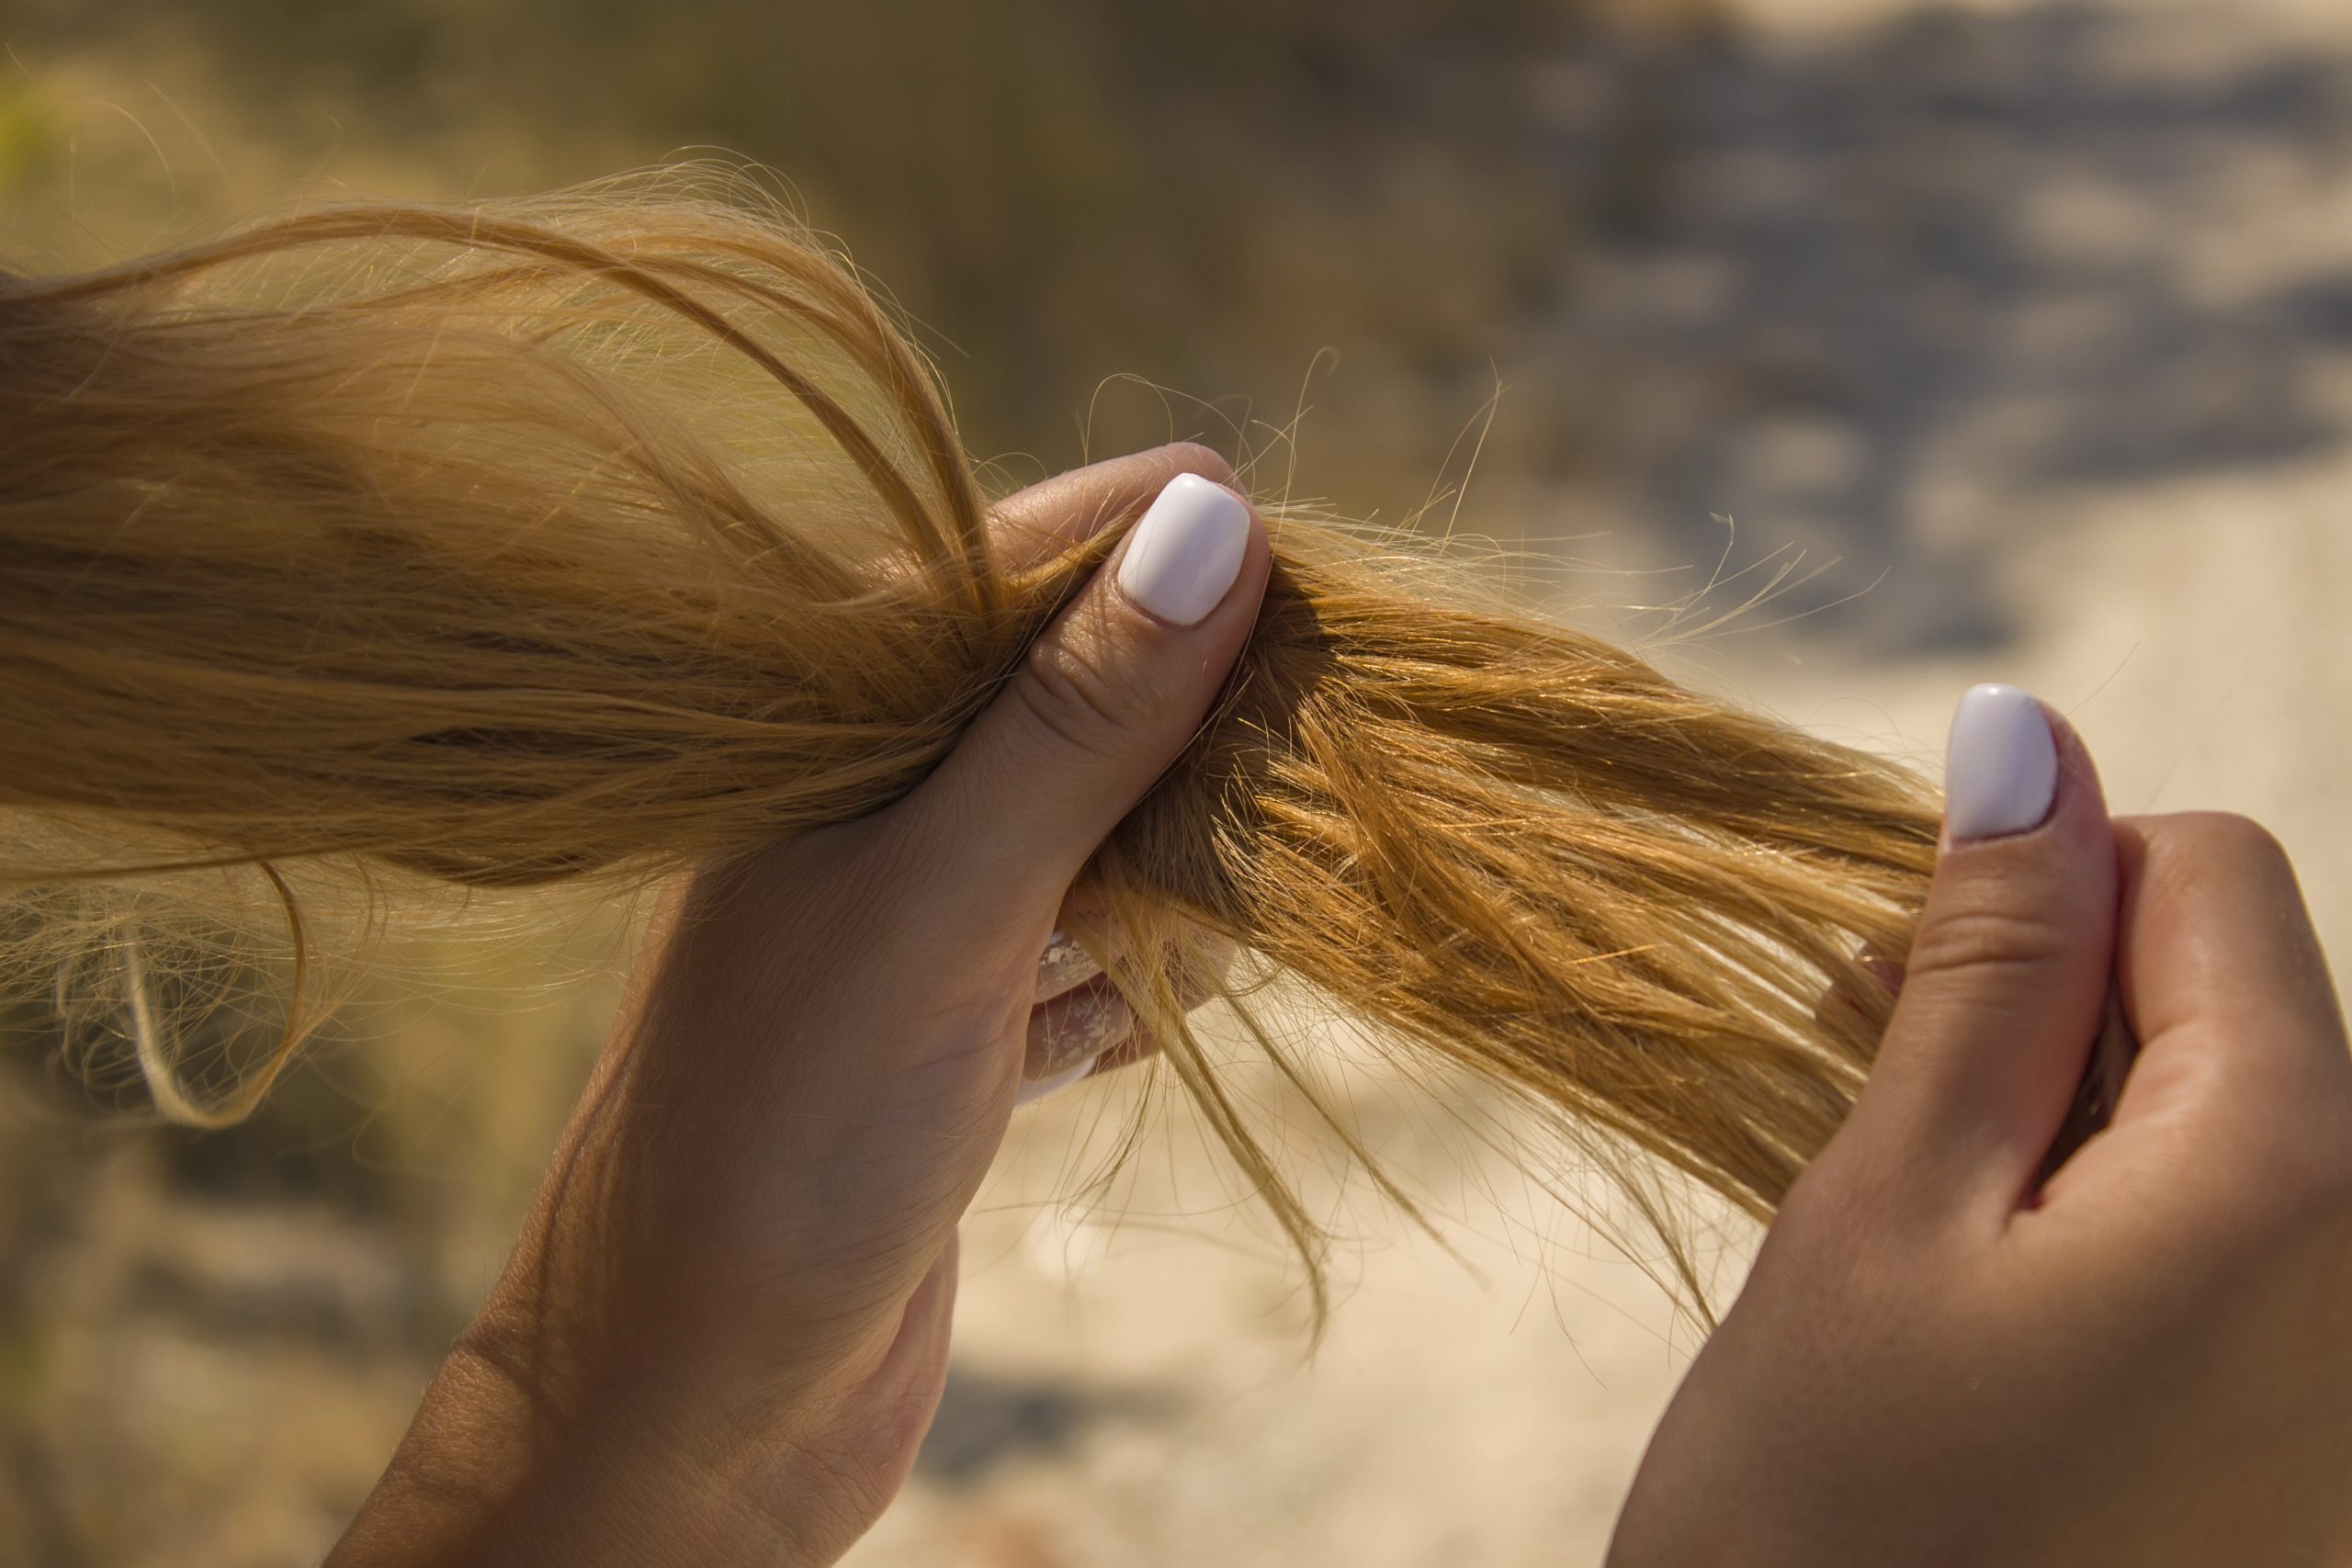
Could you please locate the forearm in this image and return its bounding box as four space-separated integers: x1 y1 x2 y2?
328 1312 903 1568
326 1077 943 1568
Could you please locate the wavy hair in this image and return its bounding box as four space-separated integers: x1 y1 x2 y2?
0 175 1939 1312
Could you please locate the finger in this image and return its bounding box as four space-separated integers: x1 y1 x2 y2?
1023 935 1231 1078
1032 886 1131 1002
1844 684 2120 1211
887 470 1271 936
2112 812 2349 1091
1035 924 1107 1002
1022 932 1237 1097
988 443 1238 573
1027 976 1136 1080
1012 993 1167 1105
2039 813 2352 1251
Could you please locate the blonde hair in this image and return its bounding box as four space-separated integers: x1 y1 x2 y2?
0 175 1938 1312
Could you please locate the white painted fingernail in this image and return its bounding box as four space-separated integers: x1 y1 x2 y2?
1015 1057 1096 1106
1944 682 2059 840
1114 473 1251 626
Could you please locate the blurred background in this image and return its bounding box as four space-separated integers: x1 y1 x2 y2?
6 0 2352 1561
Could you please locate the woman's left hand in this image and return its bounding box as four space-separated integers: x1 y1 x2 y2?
329 443 1270 1567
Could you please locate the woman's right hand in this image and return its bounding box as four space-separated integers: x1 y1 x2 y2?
1611 690 2352 1565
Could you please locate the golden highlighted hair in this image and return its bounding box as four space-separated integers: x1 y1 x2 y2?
0 175 1938 1307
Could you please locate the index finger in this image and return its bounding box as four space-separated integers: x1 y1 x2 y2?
988 442 1238 573
2113 812 2348 1084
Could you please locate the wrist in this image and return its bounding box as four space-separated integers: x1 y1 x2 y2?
329 1178 935 1568
330 1314 893 1568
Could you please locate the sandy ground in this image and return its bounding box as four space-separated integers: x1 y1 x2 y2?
839 447 2352 1568
839 3 2352 1563
7 1 2352 1562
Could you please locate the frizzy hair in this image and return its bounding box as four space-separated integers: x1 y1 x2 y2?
0 175 1939 1313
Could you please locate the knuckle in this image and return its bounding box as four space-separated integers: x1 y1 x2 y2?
1006 634 1143 757
1905 899 2075 981
2174 810 2291 873
2142 812 2309 926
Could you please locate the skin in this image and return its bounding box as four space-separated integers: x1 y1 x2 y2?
329 443 1272 1566
329 448 2352 1564
1611 717 2352 1565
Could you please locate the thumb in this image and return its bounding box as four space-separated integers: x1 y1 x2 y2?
1846 684 2120 1213
889 469 1271 919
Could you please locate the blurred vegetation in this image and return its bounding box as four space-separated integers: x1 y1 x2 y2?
0 925 631 1565
0 4 1724 1560
1 0 1720 508
17 0 2352 1558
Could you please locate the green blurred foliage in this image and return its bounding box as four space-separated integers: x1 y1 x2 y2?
0 77 53 197
0 3 1717 1558
5 0 1717 502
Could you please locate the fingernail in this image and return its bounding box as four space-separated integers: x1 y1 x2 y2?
1115 473 1251 626
1944 682 2059 840
1015 1058 1096 1106
1035 927 1102 1002
1031 982 1127 1077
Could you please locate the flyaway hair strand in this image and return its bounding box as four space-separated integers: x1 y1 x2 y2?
0 174 1939 1319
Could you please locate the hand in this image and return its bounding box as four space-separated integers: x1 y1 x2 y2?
329 444 1271 1566
1611 693 2352 1564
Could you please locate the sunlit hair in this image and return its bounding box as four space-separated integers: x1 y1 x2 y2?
0 173 1938 1314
